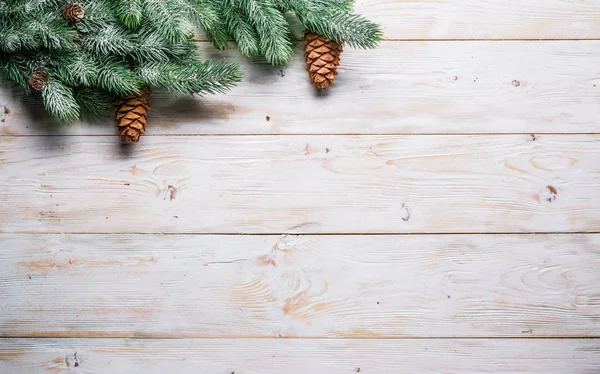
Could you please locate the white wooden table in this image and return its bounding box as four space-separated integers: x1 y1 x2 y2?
1 1 600 372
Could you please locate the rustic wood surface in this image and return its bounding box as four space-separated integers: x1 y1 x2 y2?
0 135 598 234
2 41 600 136
1 339 599 374
1 1 599 372
1 234 599 338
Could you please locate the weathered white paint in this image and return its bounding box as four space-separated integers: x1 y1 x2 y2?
353 0 600 40
1 338 599 374
1 234 598 337
2 41 600 136
0 135 597 234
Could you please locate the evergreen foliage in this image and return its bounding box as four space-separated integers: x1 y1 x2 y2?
0 0 242 123
202 0 382 65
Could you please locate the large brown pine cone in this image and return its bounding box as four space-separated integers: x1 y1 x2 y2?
114 87 150 143
28 71 48 92
304 33 343 89
63 3 85 22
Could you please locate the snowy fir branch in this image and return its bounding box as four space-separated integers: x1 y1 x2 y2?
0 0 242 124
204 0 382 64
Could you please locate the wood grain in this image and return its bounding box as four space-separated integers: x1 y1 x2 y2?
1 338 599 374
355 0 600 40
0 135 598 234
2 41 599 136
1 234 599 338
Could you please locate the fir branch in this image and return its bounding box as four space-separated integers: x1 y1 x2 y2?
187 58 243 95
137 57 242 95
2 0 244 126
41 78 80 123
82 24 136 56
137 60 189 93
222 3 260 58
1 13 77 52
80 0 117 26
236 0 295 64
207 0 380 64
274 0 354 14
75 87 113 116
185 0 229 49
142 0 193 43
95 56 143 95
296 4 382 49
54 52 98 87
1 0 59 16
0 56 30 90
270 0 297 12
114 0 143 29
310 0 355 11
29 14 77 50
0 28 23 53
132 30 195 63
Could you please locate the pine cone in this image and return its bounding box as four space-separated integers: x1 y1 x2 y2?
114 87 150 143
63 3 84 22
28 71 48 92
304 33 343 89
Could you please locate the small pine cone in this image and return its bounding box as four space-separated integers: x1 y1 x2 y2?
114 87 150 143
28 71 48 92
304 33 343 89
63 3 85 22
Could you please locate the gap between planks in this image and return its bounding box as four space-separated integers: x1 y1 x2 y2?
3 232 600 235
3 133 600 137
193 38 600 42
1 336 599 340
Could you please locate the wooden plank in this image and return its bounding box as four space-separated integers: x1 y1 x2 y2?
0 338 599 373
1 234 599 337
0 135 598 234
2 41 599 136
353 0 600 40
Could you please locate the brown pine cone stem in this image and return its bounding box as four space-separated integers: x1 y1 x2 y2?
304 33 343 89
114 87 150 143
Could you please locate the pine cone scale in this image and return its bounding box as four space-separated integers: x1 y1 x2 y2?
128 121 144 130
126 99 146 106
313 46 333 54
123 112 141 120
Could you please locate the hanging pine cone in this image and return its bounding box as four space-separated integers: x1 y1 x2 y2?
114 87 150 143
28 71 48 92
63 3 84 22
304 33 343 89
